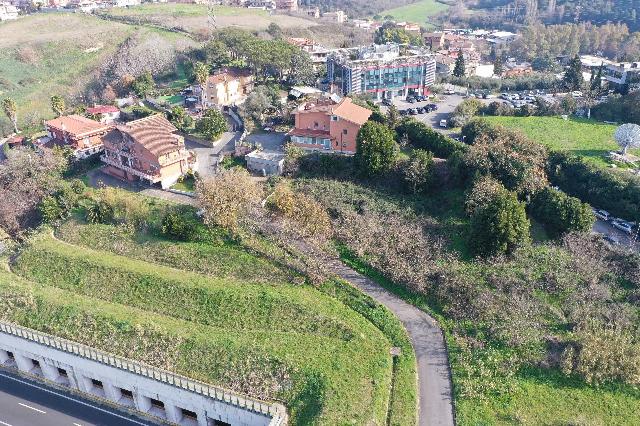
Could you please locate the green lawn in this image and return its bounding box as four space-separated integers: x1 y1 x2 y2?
2 211 418 425
483 116 639 168
380 0 450 25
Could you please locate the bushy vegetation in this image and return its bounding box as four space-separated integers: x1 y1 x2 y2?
530 187 595 238
355 121 398 176
396 118 467 159
593 91 640 125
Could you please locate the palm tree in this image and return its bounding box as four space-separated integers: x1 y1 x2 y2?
50 95 65 117
2 97 19 134
193 62 210 108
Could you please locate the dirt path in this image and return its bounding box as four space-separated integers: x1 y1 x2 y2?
325 257 455 426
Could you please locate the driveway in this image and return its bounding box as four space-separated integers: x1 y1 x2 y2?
185 131 240 177
593 219 639 251
325 257 455 426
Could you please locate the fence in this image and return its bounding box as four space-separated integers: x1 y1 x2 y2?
0 321 287 424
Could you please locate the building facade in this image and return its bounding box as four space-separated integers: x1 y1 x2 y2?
275 0 296 11
44 115 112 159
101 114 193 189
605 62 640 92
327 44 436 100
203 68 255 107
288 97 371 154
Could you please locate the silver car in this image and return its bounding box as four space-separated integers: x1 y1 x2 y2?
612 220 634 235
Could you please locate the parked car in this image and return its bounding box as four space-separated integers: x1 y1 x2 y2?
406 97 416 103
593 209 611 221
427 103 438 111
399 109 409 116
382 98 392 107
415 95 426 102
444 89 455 95
500 93 510 100
612 220 634 235
439 119 448 128
409 108 418 115
603 235 620 245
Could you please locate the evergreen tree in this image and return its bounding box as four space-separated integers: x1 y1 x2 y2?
591 64 603 93
563 54 584 91
1 97 18 134
493 53 504 76
453 50 466 78
355 121 398 176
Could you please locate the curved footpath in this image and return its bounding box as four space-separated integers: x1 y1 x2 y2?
326 257 455 426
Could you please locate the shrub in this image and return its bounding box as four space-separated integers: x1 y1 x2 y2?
355 121 398 176
530 187 595 238
160 206 199 241
84 188 150 230
547 151 640 219
466 178 531 256
267 182 332 238
197 168 262 232
196 108 228 141
399 149 435 193
396 118 467 158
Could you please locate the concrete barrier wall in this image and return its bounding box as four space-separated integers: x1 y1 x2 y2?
0 322 287 426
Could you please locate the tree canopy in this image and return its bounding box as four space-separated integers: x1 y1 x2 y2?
355 121 398 176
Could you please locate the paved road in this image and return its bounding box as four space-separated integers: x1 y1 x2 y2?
593 219 639 251
0 369 155 426
325 257 455 426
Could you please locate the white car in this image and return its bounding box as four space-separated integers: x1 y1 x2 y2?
612 220 634 235
444 89 455 95
593 209 611 221
439 119 448 128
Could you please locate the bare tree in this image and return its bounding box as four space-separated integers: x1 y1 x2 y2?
615 123 640 157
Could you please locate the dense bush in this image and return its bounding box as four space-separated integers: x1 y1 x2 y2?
547 151 640 219
592 91 640 125
466 178 531 256
355 121 398 176
530 187 595 238
457 124 549 196
160 205 199 241
396 118 467 158
398 149 435 194
440 73 560 91
266 182 332 238
84 187 150 230
39 182 82 225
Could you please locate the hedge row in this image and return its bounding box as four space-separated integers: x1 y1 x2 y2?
396 118 467 159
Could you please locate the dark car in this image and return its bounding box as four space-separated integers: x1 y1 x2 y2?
409 108 418 115
382 98 393 107
399 109 409 116
603 235 620 245
427 103 438 111
416 107 426 114
406 97 416 104
414 95 426 102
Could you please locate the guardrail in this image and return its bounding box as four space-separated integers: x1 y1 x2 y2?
0 321 287 424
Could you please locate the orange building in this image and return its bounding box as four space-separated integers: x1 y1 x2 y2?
101 114 194 189
45 115 112 159
288 97 371 154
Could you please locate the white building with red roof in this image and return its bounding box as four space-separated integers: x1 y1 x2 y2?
86 105 121 124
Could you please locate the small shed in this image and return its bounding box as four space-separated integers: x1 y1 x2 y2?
245 150 285 176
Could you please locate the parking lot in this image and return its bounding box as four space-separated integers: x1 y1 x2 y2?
592 209 639 251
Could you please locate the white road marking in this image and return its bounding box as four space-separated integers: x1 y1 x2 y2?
18 402 46 413
0 372 148 425
0 420 14 426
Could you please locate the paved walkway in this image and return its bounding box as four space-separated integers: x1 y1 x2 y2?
325 257 455 426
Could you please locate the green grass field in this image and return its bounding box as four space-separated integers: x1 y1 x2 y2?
380 0 449 25
2 208 418 424
483 116 639 168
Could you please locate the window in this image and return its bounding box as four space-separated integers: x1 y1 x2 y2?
120 388 134 399
181 408 198 420
313 122 319 128
331 115 339 121
342 129 348 135
150 398 164 409
57 368 68 377
91 379 103 389
32 359 40 368
6 351 14 360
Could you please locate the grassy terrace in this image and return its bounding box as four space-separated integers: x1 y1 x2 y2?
379 0 449 26
2 217 417 424
483 116 640 168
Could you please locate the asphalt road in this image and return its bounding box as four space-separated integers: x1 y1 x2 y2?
0 369 155 426
325 257 455 426
593 219 640 250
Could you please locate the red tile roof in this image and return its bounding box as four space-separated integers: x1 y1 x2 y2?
108 114 182 157
296 97 372 126
86 105 119 114
46 115 111 138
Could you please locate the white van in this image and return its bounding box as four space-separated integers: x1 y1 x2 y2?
439 119 448 128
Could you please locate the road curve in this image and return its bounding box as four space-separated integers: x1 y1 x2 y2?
326 258 455 426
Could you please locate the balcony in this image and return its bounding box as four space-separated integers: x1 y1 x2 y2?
101 155 160 182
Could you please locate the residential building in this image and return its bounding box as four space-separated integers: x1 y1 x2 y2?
305 6 319 18
322 10 347 23
604 62 640 92
245 0 275 9
0 2 18 20
203 68 254 107
44 115 112 159
110 0 142 6
245 150 285 176
275 0 296 11
486 30 519 45
287 37 334 68
503 60 533 77
327 43 437 100
101 114 193 189
86 105 121 124
288 96 371 154
396 21 421 34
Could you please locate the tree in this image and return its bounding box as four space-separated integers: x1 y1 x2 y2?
196 108 228 141
451 98 483 127
288 50 316 86
266 22 282 39
466 178 530 257
169 106 193 131
50 95 65 117
563 54 584 91
614 123 640 156
204 40 231 69
453 50 466 78
193 62 210 108
493 53 504 76
400 149 434 193
1 98 18 133
196 168 262 233
386 105 400 129
131 71 155 97
530 187 594 238
355 121 398 176
240 86 273 125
